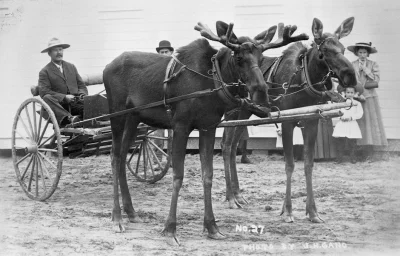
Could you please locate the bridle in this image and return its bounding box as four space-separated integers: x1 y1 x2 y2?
210 47 270 117
267 37 340 102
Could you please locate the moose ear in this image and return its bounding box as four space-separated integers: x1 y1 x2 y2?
216 21 238 43
311 18 323 40
334 17 354 39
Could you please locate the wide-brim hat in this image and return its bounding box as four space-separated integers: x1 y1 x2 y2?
347 42 377 55
156 40 174 52
41 37 70 53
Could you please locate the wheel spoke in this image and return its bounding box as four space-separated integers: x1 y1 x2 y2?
147 138 168 157
37 119 50 145
127 144 140 164
37 155 47 194
38 134 55 148
32 103 37 141
142 141 147 180
35 155 39 197
38 148 58 153
147 135 169 141
27 156 36 192
21 154 34 180
24 104 36 142
38 151 57 169
16 153 31 165
15 130 34 145
37 154 51 179
135 143 143 175
147 141 163 168
144 143 155 177
18 115 34 140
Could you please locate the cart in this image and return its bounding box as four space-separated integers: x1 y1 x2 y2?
11 77 172 201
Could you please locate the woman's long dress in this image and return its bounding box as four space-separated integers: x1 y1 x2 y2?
351 59 387 146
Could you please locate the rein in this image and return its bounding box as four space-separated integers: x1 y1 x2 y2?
266 45 335 103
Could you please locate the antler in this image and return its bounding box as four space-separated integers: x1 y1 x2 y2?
260 23 309 52
194 22 240 50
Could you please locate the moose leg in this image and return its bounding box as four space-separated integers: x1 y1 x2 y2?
230 125 248 206
110 116 126 232
161 125 190 246
280 122 296 223
200 129 225 240
303 119 324 223
119 115 142 223
221 127 237 208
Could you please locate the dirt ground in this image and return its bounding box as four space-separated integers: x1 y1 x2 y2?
1 152 400 256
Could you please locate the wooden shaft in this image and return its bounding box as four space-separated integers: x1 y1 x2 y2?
268 102 351 118
218 109 342 127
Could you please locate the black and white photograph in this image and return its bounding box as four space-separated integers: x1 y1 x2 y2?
0 0 399 255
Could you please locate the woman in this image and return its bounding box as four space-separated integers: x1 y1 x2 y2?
347 42 388 160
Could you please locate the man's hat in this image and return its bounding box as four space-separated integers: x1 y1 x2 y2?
41 37 70 53
347 42 377 56
156 40 174 53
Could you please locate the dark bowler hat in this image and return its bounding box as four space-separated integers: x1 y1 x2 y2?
156 40 174 53
347 42 377 56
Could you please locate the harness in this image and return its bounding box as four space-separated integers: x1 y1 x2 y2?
161 50 271 126
265 38 344 104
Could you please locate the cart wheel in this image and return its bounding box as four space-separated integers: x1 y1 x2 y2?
127 129 172 184
11 98 63 201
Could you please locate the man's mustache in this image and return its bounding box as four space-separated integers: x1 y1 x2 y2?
56 54 63 57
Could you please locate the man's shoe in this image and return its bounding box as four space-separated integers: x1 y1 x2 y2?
241 156 252 164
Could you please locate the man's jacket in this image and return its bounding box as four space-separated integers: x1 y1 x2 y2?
38 60 88 102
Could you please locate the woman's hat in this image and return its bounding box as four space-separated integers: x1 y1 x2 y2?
41 37 70 53
156 40 174 53
347 42 377 55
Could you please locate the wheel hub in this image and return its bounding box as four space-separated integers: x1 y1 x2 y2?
25 143 38 154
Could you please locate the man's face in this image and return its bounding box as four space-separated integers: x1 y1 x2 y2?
48 46 64 63
159 48 172 56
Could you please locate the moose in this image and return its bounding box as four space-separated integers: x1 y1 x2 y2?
221 17 357 223
103 21 308 245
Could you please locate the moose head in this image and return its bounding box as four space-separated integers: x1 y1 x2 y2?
195 21 309 112
311 17 357 88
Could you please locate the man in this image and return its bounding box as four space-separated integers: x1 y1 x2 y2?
153 40 174 163
38 37 87 126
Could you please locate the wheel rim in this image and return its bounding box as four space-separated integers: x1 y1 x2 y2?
127 129 172 183
11 98 63 201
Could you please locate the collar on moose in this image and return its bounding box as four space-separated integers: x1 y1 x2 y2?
211 50 271 118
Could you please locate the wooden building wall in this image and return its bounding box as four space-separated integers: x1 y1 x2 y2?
0 0 399 149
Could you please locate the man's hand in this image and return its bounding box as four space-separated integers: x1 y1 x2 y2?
64 94 75 103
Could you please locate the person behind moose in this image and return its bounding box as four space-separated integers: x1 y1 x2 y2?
38 38 87 126
237 128 252 164
347 42 387 161
332 86 364 163
152 40 174 164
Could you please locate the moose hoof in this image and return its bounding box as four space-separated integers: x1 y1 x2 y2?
228 198 242 209
128 215 143 223
308 215 324 223
113 221 126 233
280 213 295 223
161 229 180 246
207 231 226 240
235 194 248 205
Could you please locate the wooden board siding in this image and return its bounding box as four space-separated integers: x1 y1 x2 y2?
0 0 399 149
